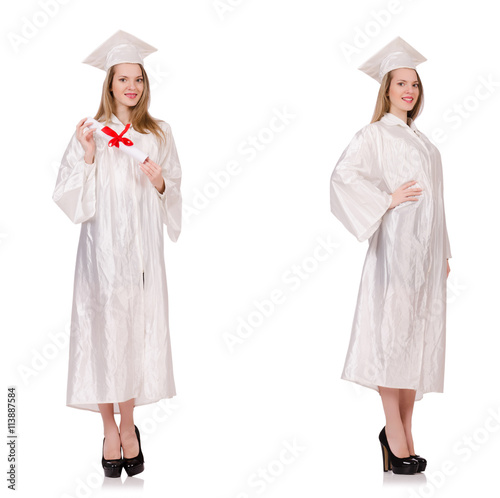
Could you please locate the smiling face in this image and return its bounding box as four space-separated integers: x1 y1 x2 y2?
110 63 144 111
387 67 419 120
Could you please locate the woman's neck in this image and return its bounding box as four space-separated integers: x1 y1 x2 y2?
113 106 132 126
388 107 408 124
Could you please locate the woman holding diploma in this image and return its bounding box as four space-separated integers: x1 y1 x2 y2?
53 30 182 478
330 37 451 475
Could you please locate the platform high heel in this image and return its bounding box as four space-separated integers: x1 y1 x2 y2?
101 438 123 478
123 425 145 477
379 427 418 474
410 454 427 472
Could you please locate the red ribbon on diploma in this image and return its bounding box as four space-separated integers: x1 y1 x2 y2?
101 124 134 148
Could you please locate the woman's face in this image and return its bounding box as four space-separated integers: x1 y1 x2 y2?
110 63 144 109
387 68 419 115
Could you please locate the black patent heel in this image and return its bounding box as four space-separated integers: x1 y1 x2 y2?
101 438 123 478
379 427 418 475
380 440 390 471
123 425 145 477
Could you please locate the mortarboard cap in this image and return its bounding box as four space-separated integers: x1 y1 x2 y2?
82 30 157 72
358 36 426 84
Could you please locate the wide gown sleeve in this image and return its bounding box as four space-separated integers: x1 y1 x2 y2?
52 132 97 224
442 190 452 260
444 225 451 259
330 126 392 242
155 122 182 242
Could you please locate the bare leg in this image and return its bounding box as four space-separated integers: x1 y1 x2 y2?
119 398 139 458
378 386 410 458
399 389 416 455
98 403 121 460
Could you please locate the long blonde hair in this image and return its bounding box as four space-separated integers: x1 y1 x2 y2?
370 69 424 124
94 64 166 143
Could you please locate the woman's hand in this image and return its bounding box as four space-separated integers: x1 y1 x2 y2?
389 180 423 209
139 158 165 194
76 118 96 164
447 259 450 279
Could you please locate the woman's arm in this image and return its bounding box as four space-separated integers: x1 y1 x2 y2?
145 122 182 242
52 120 97 224
139 159 165 194
330 125 392 242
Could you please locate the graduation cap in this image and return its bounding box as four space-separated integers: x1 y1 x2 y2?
82 30 157 71
358 36 427 83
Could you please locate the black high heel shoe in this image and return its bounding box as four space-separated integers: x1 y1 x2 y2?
101 438 123 478
123 425 145 477
379 427 418 475
410 454 427 472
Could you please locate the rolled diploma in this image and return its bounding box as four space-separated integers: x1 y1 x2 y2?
84 117 148 163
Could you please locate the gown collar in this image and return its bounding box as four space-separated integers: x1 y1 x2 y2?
381 112 420 134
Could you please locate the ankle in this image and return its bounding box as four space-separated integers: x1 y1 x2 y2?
384 426 410 457
403 427 414 453
402 423 412 434
119 424 136 436
103 426 119 438
385 424 404 439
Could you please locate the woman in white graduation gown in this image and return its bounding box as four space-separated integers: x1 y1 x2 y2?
330 37 451 475
53 31 181 478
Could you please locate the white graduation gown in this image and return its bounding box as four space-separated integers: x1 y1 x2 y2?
53 114 182 412
330 112 451 401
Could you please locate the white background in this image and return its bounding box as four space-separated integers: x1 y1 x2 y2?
2 0 499 497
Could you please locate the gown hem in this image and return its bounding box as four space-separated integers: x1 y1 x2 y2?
341 374 443 401
66 392 176 414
